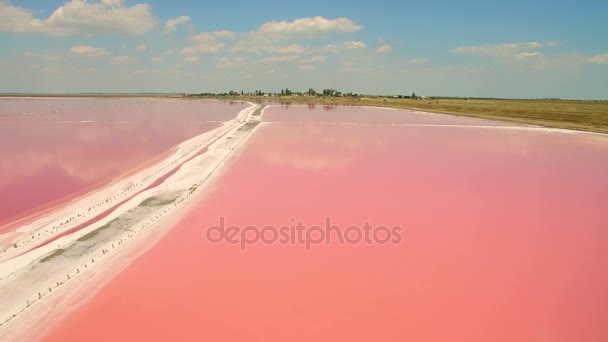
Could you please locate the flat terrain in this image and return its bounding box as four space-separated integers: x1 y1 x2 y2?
4 95 606 134
214 96 608 134
40 105 608 342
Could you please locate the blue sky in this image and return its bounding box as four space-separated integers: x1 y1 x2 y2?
1 0 607 98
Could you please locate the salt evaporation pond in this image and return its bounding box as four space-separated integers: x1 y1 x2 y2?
42 105 608 341
0 98 248 228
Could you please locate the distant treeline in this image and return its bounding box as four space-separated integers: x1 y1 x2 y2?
190 91 606 102
194 89 417 99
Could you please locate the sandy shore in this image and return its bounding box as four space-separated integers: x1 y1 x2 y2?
0 102 265 341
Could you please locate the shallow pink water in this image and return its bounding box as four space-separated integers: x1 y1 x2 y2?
43 108 608 341
0 98 245 122
0 99 247 228
263 103 514 126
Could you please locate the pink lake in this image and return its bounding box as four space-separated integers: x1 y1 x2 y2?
263 103 514 126
42 106 608 341
0 98 248 228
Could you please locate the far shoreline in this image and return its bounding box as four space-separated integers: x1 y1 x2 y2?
209 95 608 134
2 93 607 134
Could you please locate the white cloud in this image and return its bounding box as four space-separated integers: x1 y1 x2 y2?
451 41 558 58
395 57 429 65
376 44 393 54
135 44 147 52
323 41 367 52
150 57 163 63
259 55 300 64
111 55 137 64
259 16 362 36
0 1 37 32
217 56 251 69
181 31 234 58
232 17 362 54
191 31 236 42
70 45 111 57
560 53 608 66
302 55 326 63
181 42 224 55
297 64 316 71
587 53 608 64
513 52 542 60
133 69 147 75
232 44 309 54
274 44 309 54
0 0 156 36
218 54 323 69
182 56 200 64
40 67 60 74
164 15 190 33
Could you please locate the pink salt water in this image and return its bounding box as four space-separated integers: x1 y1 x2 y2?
0 98 247 228
43 106 608 341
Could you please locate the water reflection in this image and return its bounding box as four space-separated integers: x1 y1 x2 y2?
323 104 338 111
44 109 608 342
263 104 515 126
0 99 245 226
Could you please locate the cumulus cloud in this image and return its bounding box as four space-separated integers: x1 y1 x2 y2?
302 55 326 63
216 56 251 69
0 1 36 32
181 42 224 55
297 64 316 71
150 57 163 63
217 54 325 70
323 41 367 52
451 41 558 59
259 16 362 36
560 53 608 66
259 55 300 64
192 31 235 41
182 56 200 64
180 31 234 59
587 53 608 64
135 44 147 52
164 15 190 33
395 57 429 65
512 52 542 60
69 45 111 57
232 17 363 54
111 55 137 64
0 0 156 36
232 44 309 54
376 44 393 54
